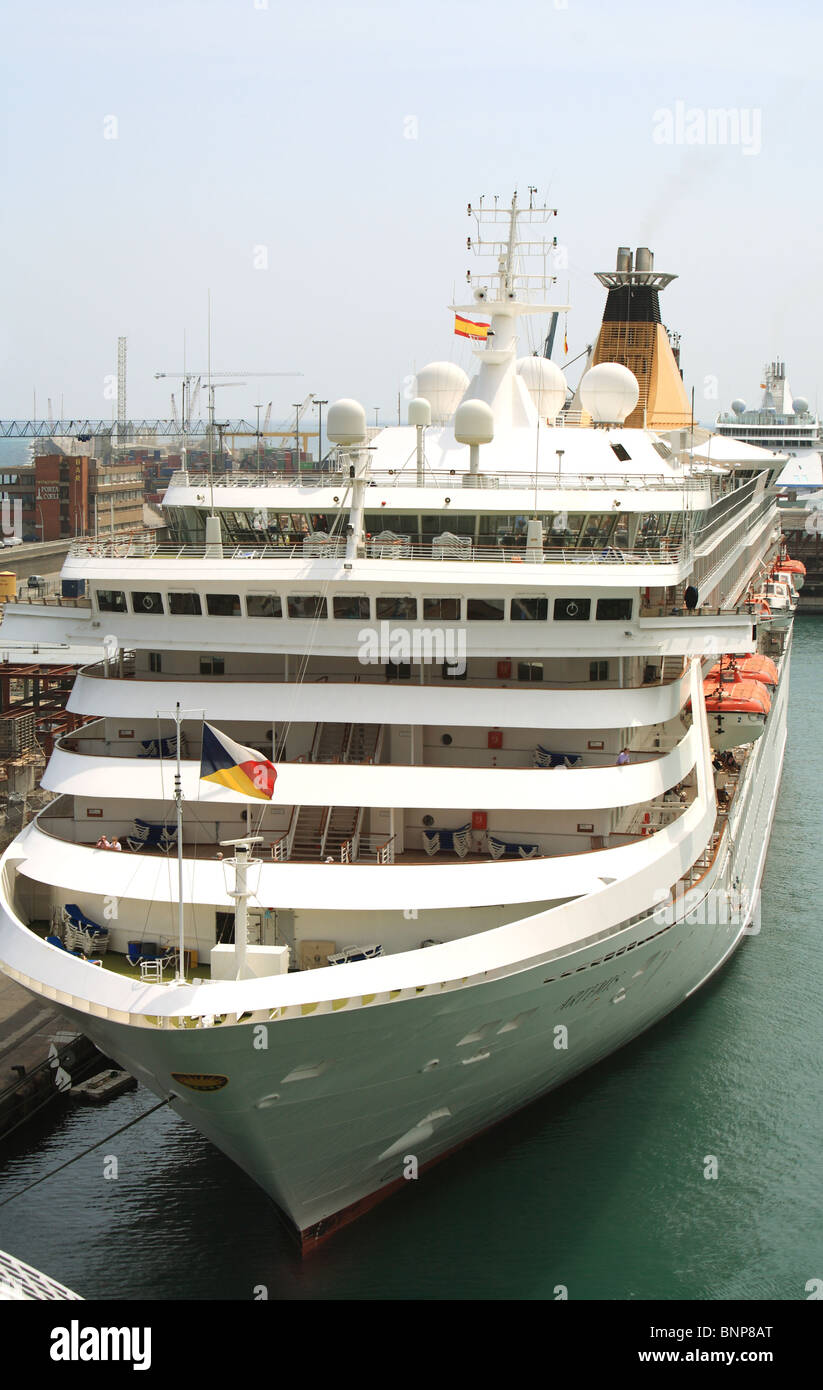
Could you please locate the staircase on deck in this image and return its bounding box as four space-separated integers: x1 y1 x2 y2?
284 722 382 862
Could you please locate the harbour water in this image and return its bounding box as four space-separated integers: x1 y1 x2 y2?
0 619 820 1301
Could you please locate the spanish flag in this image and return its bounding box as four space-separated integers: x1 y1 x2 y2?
200 723 277 800
454 314 489 342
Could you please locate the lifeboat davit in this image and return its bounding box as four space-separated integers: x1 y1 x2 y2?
702 677 771 751
775 555 806 590
706 655 778 691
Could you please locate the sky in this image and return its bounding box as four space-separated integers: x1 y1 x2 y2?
1 0 821 435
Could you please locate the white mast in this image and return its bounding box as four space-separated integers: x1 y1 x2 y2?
219 837 263 980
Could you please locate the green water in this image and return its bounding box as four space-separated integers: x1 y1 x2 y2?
0 619 821 1300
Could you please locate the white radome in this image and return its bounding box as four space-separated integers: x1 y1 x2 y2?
407 397 432 428
415 362 470 424
580 362 640 424
454 399 495 445
516 357 567 420
326 398 367 445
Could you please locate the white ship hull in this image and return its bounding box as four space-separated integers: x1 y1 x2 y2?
20 644 788 1248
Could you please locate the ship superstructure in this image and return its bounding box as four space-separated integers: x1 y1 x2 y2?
0 197 795 1248
716 359 821 455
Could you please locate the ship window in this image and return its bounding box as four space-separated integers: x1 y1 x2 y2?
424 597 461 620
96 589 126 612
168 592 202 615
149 652 162 673
467 597 505 621
132 590 164 615
287 595 328 619
206 593 241 617
589 661 609 681
511 597 548 621
553 598 591 621
386 662 411 681
652 440 673 459
442 661 467 681
376 596 417 619
610 443 631 462
517 662 543 682
200 656 225 675
596 598 633 621
333 595 370 620
247 594 283 618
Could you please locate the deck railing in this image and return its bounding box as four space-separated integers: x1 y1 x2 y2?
166 466 708 494
68 536 690 566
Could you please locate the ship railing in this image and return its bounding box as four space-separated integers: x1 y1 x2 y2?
164 467 707 494
271 805 300 861
68 536 690 566
317 805 333 860
12 594 92 608
341 832 396 864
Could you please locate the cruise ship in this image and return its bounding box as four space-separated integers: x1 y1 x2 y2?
0 198 796 1250
715 358 822 457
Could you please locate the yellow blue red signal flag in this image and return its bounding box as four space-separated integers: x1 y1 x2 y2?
199 723 277 800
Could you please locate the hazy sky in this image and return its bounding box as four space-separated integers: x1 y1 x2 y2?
1 0 821 433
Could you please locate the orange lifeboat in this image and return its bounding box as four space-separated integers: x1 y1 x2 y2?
702 677 770 751
774 555 806 590
706 655 778 691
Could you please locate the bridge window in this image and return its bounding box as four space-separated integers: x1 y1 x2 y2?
517 662 543 682
553 597 591 621
96 589 126 612
424 597 461 620
467 597 505 621
168 592 202 615
610 443 631 462
287 595 328 619
589 661 609 681
132 591 164 615
511 596 548 621
200 656 225 675
596 598 633 621
333 595 371 619
376 596 417 619
206 594 242 617
247 594 283 618
386 662 411 681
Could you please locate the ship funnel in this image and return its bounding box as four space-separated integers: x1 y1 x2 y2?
635 247 654 272
616 247 633 273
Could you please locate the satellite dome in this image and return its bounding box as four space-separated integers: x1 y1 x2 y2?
407 397 431 428
516 357 567 420
731 398 746 415
793 396 809 415
326 398 367 446
415 362 470 424
454 399 494 446
579 363 639 424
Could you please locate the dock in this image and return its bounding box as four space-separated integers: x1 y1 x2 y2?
0 973 101 1142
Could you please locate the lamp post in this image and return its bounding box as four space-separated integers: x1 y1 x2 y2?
292 403 302 468
315 399 328 467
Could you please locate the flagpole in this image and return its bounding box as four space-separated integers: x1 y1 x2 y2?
153 704 208 985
